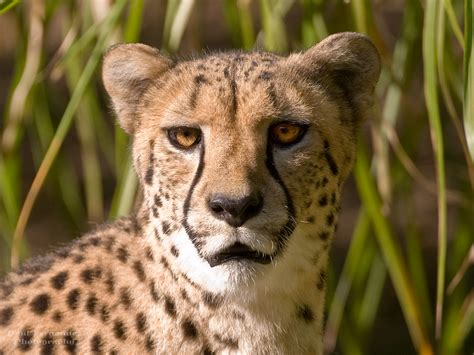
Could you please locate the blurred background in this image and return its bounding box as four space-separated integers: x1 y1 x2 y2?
0 0 472 354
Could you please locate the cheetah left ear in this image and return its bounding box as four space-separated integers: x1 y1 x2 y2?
292 32 381 123
102 43 174 134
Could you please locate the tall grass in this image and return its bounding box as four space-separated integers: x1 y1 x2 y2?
0 1 472 353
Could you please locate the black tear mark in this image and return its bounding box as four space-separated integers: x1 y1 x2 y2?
323 140 339 176
230 79 238 118
145 140 155 185
183 144 206 256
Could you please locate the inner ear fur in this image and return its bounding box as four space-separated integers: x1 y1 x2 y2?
294 32 381 123
102 43 174 134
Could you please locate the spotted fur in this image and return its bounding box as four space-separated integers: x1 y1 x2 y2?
0 32 380 354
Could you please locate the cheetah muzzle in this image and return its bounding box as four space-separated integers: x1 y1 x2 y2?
0 32 380 354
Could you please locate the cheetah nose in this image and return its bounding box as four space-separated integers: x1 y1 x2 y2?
208 193 263 228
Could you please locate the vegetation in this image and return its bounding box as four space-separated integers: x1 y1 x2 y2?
0 0 472 353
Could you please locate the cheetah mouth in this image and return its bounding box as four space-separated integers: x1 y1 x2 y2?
206 242 272 267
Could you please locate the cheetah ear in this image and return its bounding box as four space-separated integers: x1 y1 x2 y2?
102 43 174 134
294 32 381 122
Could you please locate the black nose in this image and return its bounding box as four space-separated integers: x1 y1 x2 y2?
208 193 263 227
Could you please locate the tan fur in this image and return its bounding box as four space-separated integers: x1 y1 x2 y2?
0 32 380 354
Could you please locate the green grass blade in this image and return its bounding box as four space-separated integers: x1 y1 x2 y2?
354 144 431 352
423 0 448 340
464 0 474 163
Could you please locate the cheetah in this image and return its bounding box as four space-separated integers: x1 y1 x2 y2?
0 32 380 354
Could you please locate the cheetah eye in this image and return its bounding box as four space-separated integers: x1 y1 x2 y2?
167 127 201 149
269 122 308 146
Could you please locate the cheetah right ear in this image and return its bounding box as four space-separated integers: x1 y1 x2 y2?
102 43 174 134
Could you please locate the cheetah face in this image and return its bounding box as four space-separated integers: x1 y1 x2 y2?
103 33 380 293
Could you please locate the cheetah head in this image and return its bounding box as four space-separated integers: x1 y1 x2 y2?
103 33 380 295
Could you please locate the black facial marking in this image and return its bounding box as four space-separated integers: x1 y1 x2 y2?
265 142 297 253
41 333 54 355
73 254 85 263
298 304 315 323
80 267 101 284
230 79 238 117
0 307 13 326
136 312 147 333
317 270 326 290
51 271 68 290
132 260 146 282
67 289 80 310
170 245 179 257
258 71 272 80
113 319 127 340
146 335 155 352
182 319 198 339
164 296 177 317
119 287 132 309
89 236 100 246
183 144 206 253
203 346 215 355
18 327 34 351
86 294 98 315
117 247 129 263
30 293 50 315
90 334 103 354
195 74 208 84
324 141 339 176
64 329 77 354
322 177 328 187
154 194 162 207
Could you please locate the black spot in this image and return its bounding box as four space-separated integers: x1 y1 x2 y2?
89 236 100 246
203 292 221 308
318 194 328 207
132 260 146 282
326 213 334 226
86 294 98 315
154 194 162 207
319 231 330 241
145 247 154 261
182 319 198 339
113 319 127 340
41 333 54 355
117 247 129 263
194 74 208 84
258 71 272 80
149 282 159 302
322 177 328 186
330 191 336 205
67 289 80 310
146 335 155 352
307 216 315 223
105 273 115 294
100 304 110 323
18 327 34 351
230 79 238 117
80 267 101 284
317 270 326 290
30 293 50 315
90 334 103 354
51 271 68 290
202 346 215 355
52 311 62 322
297 304 314 323
0 306 13 326
164 296 176 317
136 312 147 333
162 221 171 234
64 329 77 353
73 255 85 263
214 334 239 349
170 245 179 257
223 67 230 78
119 287 132 309
267 84 278 108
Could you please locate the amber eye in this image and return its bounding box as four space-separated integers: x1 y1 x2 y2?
270 122 307 146
167 127 201 149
